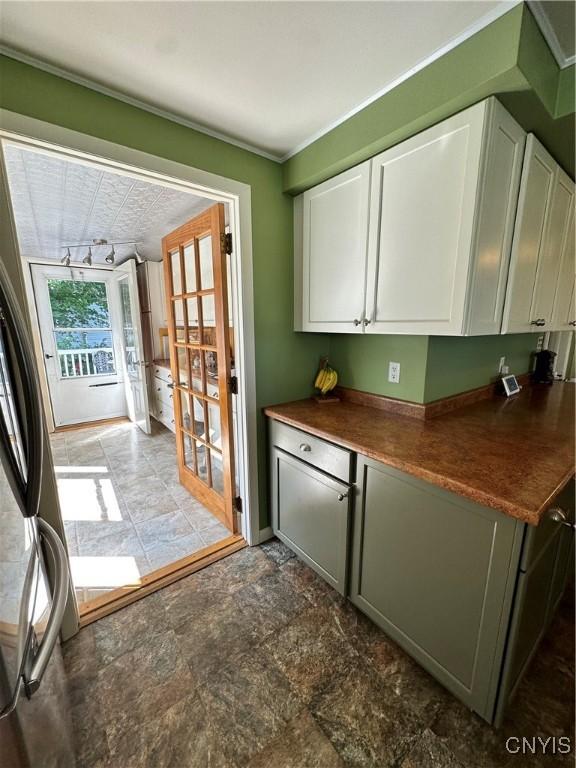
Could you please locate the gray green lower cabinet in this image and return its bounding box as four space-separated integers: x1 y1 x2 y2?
271 447 351 594
267 417 573 725
350 456 524 723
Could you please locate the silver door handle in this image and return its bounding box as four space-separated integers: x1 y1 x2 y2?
548 507 576 530
0 263 44 518
530 319 546 327
25 519 70 696
337 492 349 501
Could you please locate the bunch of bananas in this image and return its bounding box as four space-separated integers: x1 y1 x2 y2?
314 363 338 395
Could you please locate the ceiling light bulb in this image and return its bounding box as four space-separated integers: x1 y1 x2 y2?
83 246 93 266
105 245 115 265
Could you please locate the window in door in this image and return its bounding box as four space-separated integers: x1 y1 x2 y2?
119 281 137 376
47 279 116 378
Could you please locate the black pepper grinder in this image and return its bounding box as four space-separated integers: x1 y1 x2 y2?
531 349 556 384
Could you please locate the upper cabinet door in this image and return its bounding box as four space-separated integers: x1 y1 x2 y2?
532 168 574 329
295 161 371 332
551 198 575 331
501 136 568 334
365 103 486 335
364 99 524 335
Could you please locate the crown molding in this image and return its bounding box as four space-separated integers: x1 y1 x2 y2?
0 44 283 163
528 1 575 70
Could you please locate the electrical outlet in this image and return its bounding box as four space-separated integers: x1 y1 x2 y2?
498 356 506 374
536 335 544 351
388 361 400 384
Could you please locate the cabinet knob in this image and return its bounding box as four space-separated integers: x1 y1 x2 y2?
530 319 546 327
362 318 370 326
569 321 576 327
337 492 348 501
353 319 361 326
299 443 311 452
547 507 575 530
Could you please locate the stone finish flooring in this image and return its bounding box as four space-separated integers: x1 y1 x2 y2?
62 540 575 768
50 419 229 607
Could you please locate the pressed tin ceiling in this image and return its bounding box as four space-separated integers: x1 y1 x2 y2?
0 0 524 159
3 144 213 263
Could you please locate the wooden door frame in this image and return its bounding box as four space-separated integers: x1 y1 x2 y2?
0 110 262 562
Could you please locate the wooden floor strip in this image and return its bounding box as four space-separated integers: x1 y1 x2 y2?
78 535 246 626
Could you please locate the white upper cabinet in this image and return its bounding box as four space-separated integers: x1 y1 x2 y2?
295 161 371 332
502 136 575 334
294 98 526 335
551 197 575 331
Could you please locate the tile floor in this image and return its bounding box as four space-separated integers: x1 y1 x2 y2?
50 418 230 607
62 540 575 768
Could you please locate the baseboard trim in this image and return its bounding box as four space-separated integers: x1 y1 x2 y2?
258 526 274 543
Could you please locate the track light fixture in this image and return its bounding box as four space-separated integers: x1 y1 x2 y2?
105 245 116 265
60 240 142 265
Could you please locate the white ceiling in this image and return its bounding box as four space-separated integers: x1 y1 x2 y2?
3 144 213 263
0 1 525 160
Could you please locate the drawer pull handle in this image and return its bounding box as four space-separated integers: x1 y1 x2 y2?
337 492 348 502
530 318 546 327
548 507 575 530
299 443 311 452
167 383 175 389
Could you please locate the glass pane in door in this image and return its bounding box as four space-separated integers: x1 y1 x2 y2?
47 279 116 379
183 244 197 293
199 235 214 290
170 251 182 295
119 282 137 375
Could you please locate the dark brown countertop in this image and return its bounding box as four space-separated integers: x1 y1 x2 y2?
265 383 575 526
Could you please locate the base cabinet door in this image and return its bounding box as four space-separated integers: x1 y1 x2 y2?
271 448 351 594
350 457 521 721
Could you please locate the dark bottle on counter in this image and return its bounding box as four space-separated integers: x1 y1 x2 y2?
531 349 557 384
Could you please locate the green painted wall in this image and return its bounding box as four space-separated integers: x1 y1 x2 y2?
423 334 541 402
0 55 327 528
327 335 429 403
556 65 576 118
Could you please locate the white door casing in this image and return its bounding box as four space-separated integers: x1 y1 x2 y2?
114 259 151 434
0 109 260 546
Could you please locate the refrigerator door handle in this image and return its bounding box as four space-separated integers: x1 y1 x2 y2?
0 263 44 518
24 519 70 697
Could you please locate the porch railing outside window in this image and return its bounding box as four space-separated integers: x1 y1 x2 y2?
58 347 115 378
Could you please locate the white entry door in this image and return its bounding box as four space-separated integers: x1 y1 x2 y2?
31 265 127 427
114 261 151 434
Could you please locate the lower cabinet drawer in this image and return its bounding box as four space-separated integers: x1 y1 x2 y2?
271 447 350 594
269 419 353 483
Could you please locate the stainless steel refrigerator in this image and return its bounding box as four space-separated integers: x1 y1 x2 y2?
0 261 75 767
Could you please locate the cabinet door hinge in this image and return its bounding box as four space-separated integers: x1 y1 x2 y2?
221 232 233 255
228 375 238 394
234 496 243 514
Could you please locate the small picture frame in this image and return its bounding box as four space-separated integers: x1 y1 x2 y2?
502 374 521 397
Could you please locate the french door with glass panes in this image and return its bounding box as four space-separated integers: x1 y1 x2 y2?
162 203 237 533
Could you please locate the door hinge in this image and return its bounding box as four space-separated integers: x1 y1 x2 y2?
228 375 238 394
221 232 233 255
234 496 243 514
